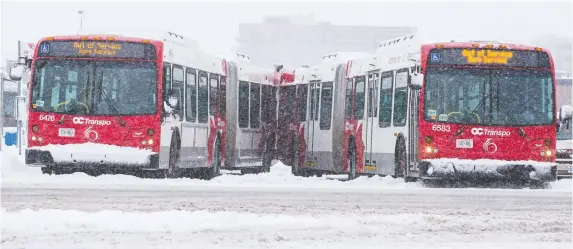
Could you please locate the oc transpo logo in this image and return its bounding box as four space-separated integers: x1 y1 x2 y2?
84 126 99 142
72 117 111 126
483 138 498 153
470 128 511 137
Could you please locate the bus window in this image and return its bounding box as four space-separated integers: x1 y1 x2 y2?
220 76 226 117
379 71 393 127
209 74 219 116
250 83 260 128
238 81 249 128
298 85 308 121
393 69 408 126
185 68 197 122
320 82 333 130
172 65 184 120
354 76 366 120
310 83 320 121
198 72 209 123
345 78 353 120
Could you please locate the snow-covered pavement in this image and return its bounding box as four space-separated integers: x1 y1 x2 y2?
1 145 572 248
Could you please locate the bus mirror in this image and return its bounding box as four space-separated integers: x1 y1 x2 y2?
560 105 573 120
409 73 423 90
9 65 25 81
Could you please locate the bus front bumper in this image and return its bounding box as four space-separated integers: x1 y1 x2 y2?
420 158 557 182
25 144 159 170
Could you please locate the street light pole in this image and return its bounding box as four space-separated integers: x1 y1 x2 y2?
78 10 84 34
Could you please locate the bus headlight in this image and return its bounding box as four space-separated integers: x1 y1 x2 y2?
147 139 154 145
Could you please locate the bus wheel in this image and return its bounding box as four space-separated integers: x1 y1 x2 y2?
41 167 54 175
394 137 407 180
261 140 272 173
291 140 303 176
348 143 358 180
166 137 181 179
205 140 222 180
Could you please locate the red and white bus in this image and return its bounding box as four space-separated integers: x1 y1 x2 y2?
276 35 560 182
20 33 276 179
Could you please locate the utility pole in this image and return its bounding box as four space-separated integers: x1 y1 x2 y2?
78 10 84 34
17 41 22 155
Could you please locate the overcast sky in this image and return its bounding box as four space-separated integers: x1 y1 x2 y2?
1 0 571 63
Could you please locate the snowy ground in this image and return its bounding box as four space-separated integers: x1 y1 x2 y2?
1 145 572 249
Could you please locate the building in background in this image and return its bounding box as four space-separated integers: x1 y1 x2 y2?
236 15 417 67
556 71 572 108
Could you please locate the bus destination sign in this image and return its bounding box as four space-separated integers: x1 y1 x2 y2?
428 48 550 68
37 40 156 59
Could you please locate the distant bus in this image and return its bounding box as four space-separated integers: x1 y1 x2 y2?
276 35 560 183
22 33 276 178
2 80 18 128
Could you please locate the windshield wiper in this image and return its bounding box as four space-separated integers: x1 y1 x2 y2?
97 71 126 126
494 95 526 137
454 94 487 136
57 80 90 125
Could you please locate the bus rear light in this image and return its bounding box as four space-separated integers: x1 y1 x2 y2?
424 136 433 144
32 125 39 132
147 128 155 136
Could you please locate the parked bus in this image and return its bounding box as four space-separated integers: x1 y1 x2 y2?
276 35 560 183
14 32 275 179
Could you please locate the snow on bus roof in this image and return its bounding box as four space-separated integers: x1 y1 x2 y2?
236 60 275 85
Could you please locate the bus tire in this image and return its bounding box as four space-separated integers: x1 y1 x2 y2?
291 138 303 176
394 136 407 180
166 134 181 179
348 139 358 180
261 140 272 173
204 139 222 180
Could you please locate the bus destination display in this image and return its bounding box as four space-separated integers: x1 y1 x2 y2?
37 41 156 59
428 48 550 68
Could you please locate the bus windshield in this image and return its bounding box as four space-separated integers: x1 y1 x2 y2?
424 67 554 126
30 59 158 116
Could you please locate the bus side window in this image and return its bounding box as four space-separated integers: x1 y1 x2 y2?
220 76 227 118
393 69 409 127
345 78 353 120
197 72 209 123
162 63 171 102
209 74 219 116
172 65 184 121
185 68 197 122
354 76 366 120
298 84 309 121
320 82 333 130
379 71 394 127
250 83 261 128
238 81 250 128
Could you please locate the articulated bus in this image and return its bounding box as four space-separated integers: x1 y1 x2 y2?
18 32 276 179
276 35 561 182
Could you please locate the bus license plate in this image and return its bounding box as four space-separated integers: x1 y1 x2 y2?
58 128 75 137
456 139 473 148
